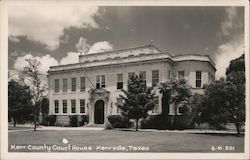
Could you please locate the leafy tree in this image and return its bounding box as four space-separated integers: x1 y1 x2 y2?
40 97 49 121
23 58 46 131
226 54 245 76
8 79 33 127
198 78 245 134
117 75 155 131
189 93 204 127
226 54 245 134
41 97 49 116
160 78 192 129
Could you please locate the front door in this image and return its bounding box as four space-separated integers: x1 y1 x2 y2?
94 100 104 124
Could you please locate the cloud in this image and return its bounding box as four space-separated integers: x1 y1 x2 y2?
13 54 59 74
221 7 237 36
215 7 244 79
64 40 114 64
88 41 113 54
9 5 99 50
60 52 80 65
75 37 90 53
215 37 244 78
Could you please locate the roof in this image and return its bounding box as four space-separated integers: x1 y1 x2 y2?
79 44 163 57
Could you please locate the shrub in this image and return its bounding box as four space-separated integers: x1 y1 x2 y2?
79 115 89 126
69 115 79 127
168 115 193 130
41 115 56 126
141 115 170 130
107 115 129 128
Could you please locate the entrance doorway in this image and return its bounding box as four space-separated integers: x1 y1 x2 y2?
94 100 105 124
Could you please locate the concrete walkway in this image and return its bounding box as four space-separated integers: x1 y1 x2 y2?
38 126 104 131
8 124 242 134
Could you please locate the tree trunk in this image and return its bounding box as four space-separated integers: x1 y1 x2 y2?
14 119 16 127
235 123 240 135
34 114 37 131
135 119 138 131
173 114 177 129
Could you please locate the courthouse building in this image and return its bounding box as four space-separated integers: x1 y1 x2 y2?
47 44 216 125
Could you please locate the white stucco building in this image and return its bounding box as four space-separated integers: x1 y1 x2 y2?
47 44 216 125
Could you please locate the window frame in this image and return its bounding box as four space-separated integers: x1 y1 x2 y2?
63 78 67 92
152 96 159 113
71 78 76 92
101 75 105 88
139 71 146 84
152 70 159 87
62 100 67 114
80 77 86 91
80 99 85 113
96 75 105 89
54 79 59 93
128 72 135 81
178 71 185 78
117 73 123 90
116 98 123 114
71 99 76 113
54 100 59 113
196 71 202 88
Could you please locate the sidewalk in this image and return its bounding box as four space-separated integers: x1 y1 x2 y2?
8 124 242 134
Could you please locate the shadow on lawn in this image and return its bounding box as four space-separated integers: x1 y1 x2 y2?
192 133 244 137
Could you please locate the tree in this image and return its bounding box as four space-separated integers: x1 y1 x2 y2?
194 54 245 134
226 54 245 134
160 78 192 129
198 78 244 133
23 58 46 131
8 79 33 127
117 75 155 131
40 97 49 120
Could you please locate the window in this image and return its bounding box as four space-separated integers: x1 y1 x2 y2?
116 98 123 114
196 71 202 87
63 100 67 113
80 77 85 91
54 79 59 93
139 71 146 84
96 75 100 89
152 96 159 113
152 70 159 87
101 75 105 88
168 70 171 79
71 100 76 113
128 72 135 80
96 75 105 89
71 78 76 92
54 100 59 113
63 78 67 92
117 73 123 89
178 71 185 78
80 99 85 113
179 106 185 114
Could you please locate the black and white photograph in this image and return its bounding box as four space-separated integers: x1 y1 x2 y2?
0 0 249 159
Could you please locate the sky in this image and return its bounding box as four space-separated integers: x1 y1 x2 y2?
8 5 245 81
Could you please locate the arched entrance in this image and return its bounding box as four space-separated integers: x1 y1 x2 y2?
94 100 105 124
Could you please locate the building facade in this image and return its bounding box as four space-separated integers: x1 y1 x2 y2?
47 45 216 126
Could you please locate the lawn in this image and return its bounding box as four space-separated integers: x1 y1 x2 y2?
8 129 244 152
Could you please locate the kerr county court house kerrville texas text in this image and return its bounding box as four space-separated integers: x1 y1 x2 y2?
47 44 216 126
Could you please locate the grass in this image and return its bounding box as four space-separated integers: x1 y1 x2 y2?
8 129 244 152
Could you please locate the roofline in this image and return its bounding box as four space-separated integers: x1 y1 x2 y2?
79 44 162 57
171 54 215 66
171 54 216 71
48 58 173 74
